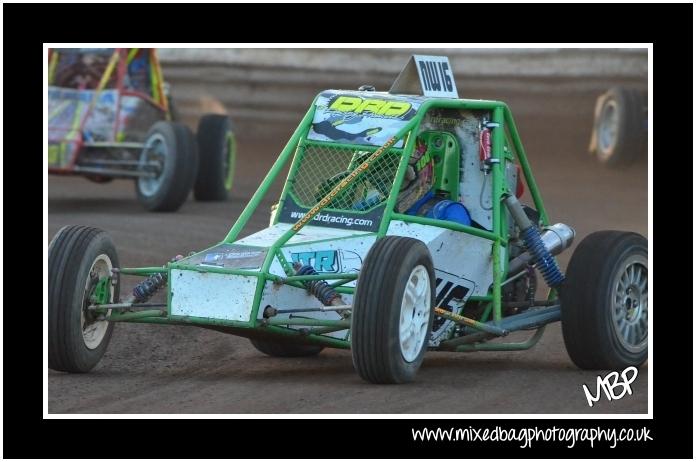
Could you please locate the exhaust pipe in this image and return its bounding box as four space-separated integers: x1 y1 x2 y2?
508 223 575 275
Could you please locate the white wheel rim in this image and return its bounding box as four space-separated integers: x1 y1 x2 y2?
81 253 113 350
399 265 431 363
598 99 619 154
137 133 167 197
610 254 648 353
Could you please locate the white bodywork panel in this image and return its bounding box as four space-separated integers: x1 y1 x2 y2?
270 235 378 284
170 269 256 322
387 221 493 295
459 153 493 229
169 218 499 345
235 223 372 248
459 147 518 231
260 283 353 339
387 220 497 346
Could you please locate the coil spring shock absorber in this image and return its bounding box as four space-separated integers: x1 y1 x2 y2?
520 226 564 288
132 255 183 303
293 262 341 306
132 273 166 303
503 194 565 288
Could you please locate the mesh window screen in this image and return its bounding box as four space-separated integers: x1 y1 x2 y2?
290 143 402 212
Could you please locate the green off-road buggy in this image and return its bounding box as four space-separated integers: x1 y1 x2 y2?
48 56 648 383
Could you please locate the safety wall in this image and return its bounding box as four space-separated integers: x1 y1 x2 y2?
158 48 648 136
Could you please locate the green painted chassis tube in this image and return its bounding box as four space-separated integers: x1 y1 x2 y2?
303 326 350 335
262 325 350 349
455 325 546 351
391 213 500 242
469 295 493 302
491 106 505 323
479 301 494 323
168 264 264 277
329 278 356 289
118 267 166 275
272 139 308 226
280 273 358 283
265 318 351 328
377 130 417 236
106 310 165 322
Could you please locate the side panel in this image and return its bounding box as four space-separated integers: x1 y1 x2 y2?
235 223 373 249
389 220 494 346
178 244 267 270
169 270 256 322
272 234 378 283
48 88 119 143
387 221 493 296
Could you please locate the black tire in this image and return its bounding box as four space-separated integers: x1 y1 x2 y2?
135 121 198 212
561 231 648 370
351 236 435 384
49 226 120 373
249 338 324 357
167 96 180 122
592 86 647 167
194 114 235 201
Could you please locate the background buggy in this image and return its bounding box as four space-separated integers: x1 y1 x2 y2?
48 48 236 211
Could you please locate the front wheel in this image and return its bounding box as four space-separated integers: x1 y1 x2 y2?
48 226 120 373
351 236 435 384
561 231 648 370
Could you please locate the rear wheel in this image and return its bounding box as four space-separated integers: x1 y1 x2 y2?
135 121 197 212
49 226 119 373
194 114 236 201
561 231 648 369
249 338 323 357
591 87 647 167
351 236 435 384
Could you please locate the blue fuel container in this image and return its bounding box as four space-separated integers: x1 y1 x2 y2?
426 200 472 226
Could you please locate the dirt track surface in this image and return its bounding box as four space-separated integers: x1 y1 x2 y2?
48 93 648 414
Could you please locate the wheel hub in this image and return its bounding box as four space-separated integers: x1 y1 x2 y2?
399 265 431 363
598 100 619 152
623 284 642 322
81 254 113 350
137 133 167 197
611 256 648 353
